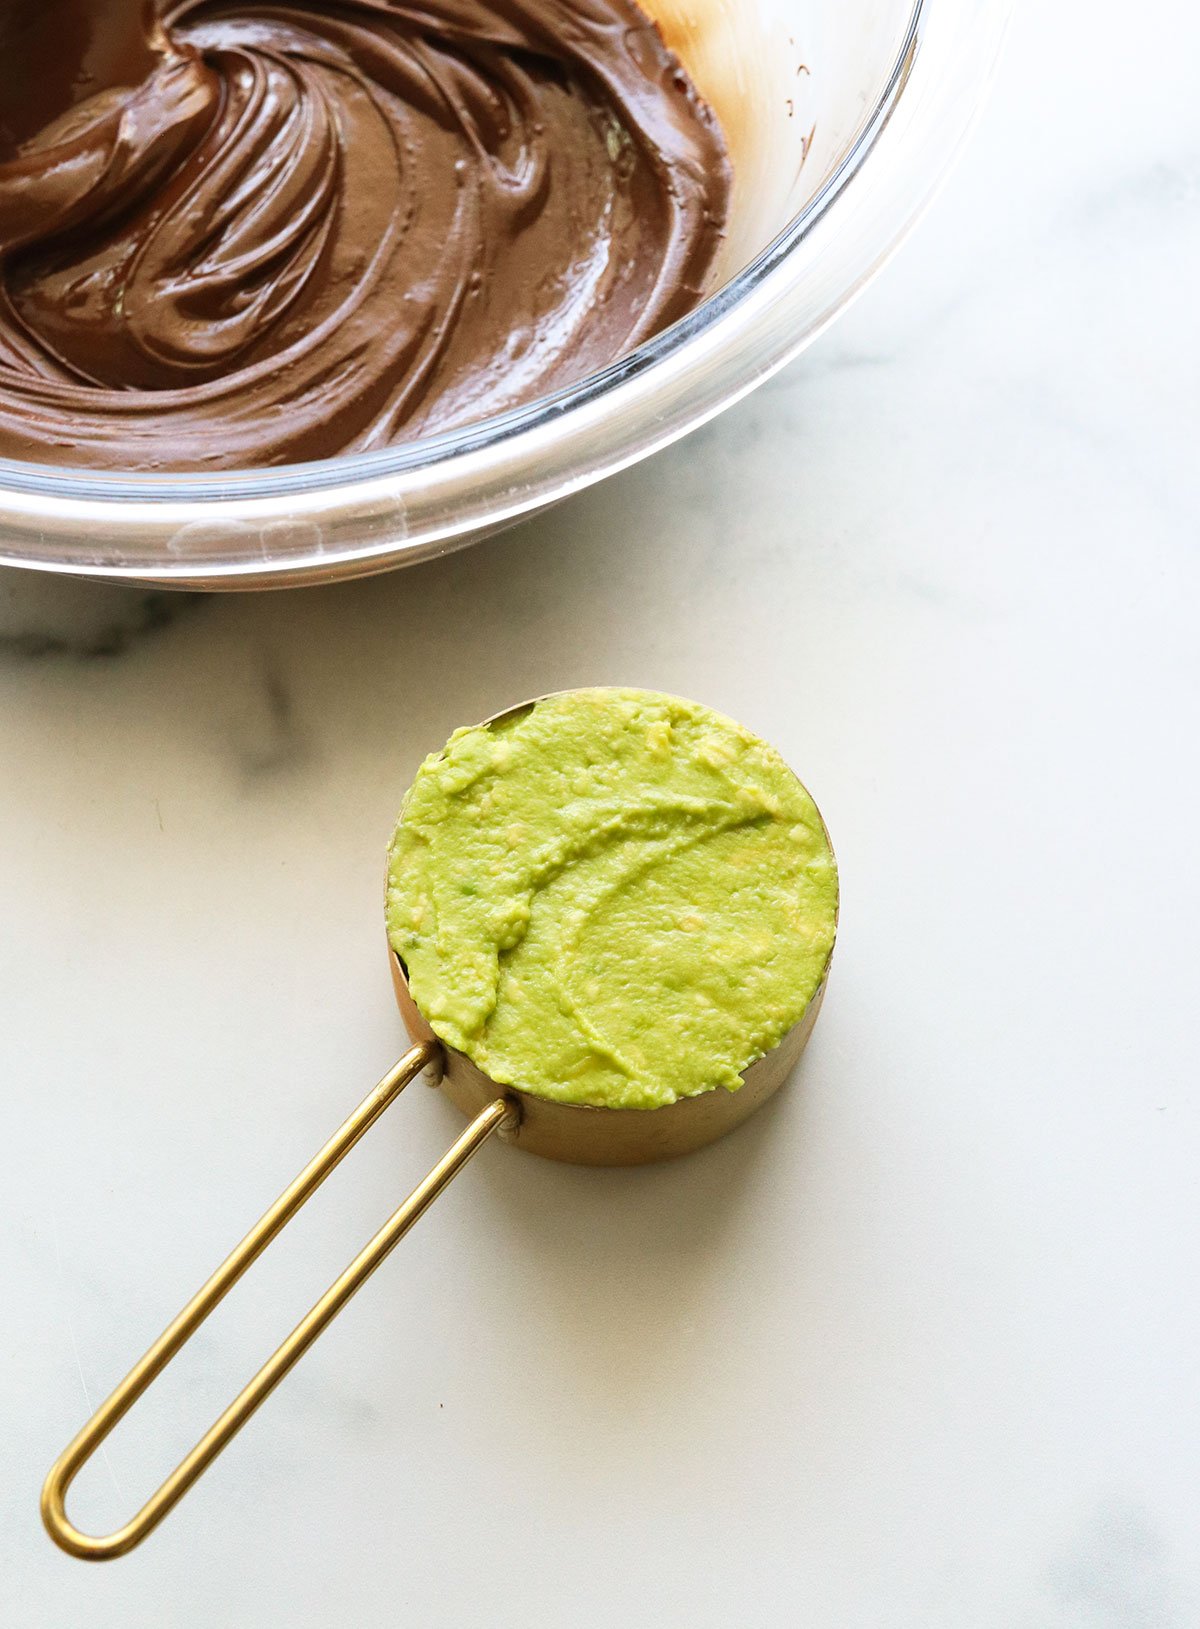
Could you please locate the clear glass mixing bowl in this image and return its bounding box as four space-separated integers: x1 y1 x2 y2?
0 0 1010 588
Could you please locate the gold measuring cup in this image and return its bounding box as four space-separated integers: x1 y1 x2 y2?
42 694 835 1560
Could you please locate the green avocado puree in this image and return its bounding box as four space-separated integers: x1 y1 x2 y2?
386 689 837 1111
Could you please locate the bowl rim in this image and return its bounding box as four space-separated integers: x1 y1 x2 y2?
0 0 1013 585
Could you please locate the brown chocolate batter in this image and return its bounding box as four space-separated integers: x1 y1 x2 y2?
0 0 728 470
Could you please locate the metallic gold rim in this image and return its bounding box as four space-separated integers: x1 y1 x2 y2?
387 689 837 1165
392 949 828 1166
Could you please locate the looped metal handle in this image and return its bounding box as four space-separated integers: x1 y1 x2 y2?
42 1041 516 1561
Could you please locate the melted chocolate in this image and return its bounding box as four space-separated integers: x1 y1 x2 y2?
0 0 728 470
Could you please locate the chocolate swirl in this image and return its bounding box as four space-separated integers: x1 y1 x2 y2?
0 0 728 470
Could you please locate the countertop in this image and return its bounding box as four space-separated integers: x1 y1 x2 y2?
4 0 1198 1622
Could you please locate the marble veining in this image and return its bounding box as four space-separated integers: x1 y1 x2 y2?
2 0 1198 1625
231 663 311 781
0 583 200 661
1042 1503 1179 1629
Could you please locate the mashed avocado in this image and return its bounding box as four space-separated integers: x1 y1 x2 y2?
386 689 837 1110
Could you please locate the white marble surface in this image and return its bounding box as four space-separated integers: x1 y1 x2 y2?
5 0 1199 1621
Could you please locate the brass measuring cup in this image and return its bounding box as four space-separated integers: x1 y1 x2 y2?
42 694 836 1560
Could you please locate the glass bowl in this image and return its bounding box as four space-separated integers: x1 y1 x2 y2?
0 0 1010 588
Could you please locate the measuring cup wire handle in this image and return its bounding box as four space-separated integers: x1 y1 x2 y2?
41 1040 516 1562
